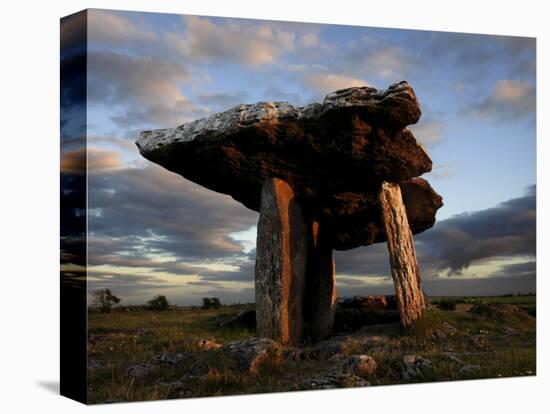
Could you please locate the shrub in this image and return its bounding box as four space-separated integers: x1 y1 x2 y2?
148 295 170 311
202 297 222 309
437 299 456 311
92 288 120 313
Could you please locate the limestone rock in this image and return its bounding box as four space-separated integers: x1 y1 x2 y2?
137 81 442 250
338 295 388 312
255 178 308 345
303 220 337 342
302 373 370 389
401 355 432 380
151 352 189 365
196 339 222 351
223 337 283 373
329 177 442 249
348 354 378 376
459 364 481 376
125 363 155 379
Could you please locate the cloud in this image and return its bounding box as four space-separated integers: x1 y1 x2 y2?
88 272 180 294
87 50 204 128
87 51 190 105
88 9 158 48
304 73 368 95
409 119 445 147
363 46 415 81
61 147 122 173
335 186 535 279
167 16 296 66
88 161 259 262
468 80 535 120
421 33 536 92
412 185 536 275
196 91 250 112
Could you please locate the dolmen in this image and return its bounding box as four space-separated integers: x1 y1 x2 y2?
136 81 443 346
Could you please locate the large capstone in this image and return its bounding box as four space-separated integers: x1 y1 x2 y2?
136 81 441 251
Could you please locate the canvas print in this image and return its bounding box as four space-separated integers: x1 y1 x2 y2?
60 9 536 404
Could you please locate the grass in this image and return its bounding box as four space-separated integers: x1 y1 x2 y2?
87 296 536 404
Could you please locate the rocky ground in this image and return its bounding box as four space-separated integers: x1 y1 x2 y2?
87 295 536 404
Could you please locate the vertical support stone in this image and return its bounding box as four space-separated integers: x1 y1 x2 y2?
255 178 308 345
304 221 337 343
379 181 427 328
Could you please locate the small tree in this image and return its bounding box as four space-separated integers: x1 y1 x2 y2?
148 295 170 311
92 289 120 313
202 297 222 309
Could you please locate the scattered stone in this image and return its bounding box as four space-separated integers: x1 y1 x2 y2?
218 309 256 330
303 373 370 389
459 365 481 376
151 352 189 365
338 295 388 311
125 363 155 379
196 339 222 351
468 335 488 350
503 326 519 335
349 354 378 376
401 355 432 381
442 322 459 336
442 352 464 364
223 337 283 373
306 336 359 360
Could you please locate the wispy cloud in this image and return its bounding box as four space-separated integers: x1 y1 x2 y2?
304 73 368 95
166 16 297 66
467 80 535 121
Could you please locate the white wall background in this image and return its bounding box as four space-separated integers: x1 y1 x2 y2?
0 0 547 412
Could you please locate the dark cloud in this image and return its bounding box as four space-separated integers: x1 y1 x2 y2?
88 160 258 264
335 186 535 281
418 185 535 275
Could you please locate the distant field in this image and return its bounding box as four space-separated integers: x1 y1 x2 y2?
430 295 536 314
87 296 536 404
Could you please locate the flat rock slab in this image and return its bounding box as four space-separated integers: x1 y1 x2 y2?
223 337 284 373
137 81 442 250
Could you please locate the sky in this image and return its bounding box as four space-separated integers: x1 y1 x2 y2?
61 9 536 305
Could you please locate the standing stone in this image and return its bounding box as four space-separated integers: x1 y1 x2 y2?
379 181 427 328
255 178 308 345
304 221 337 342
